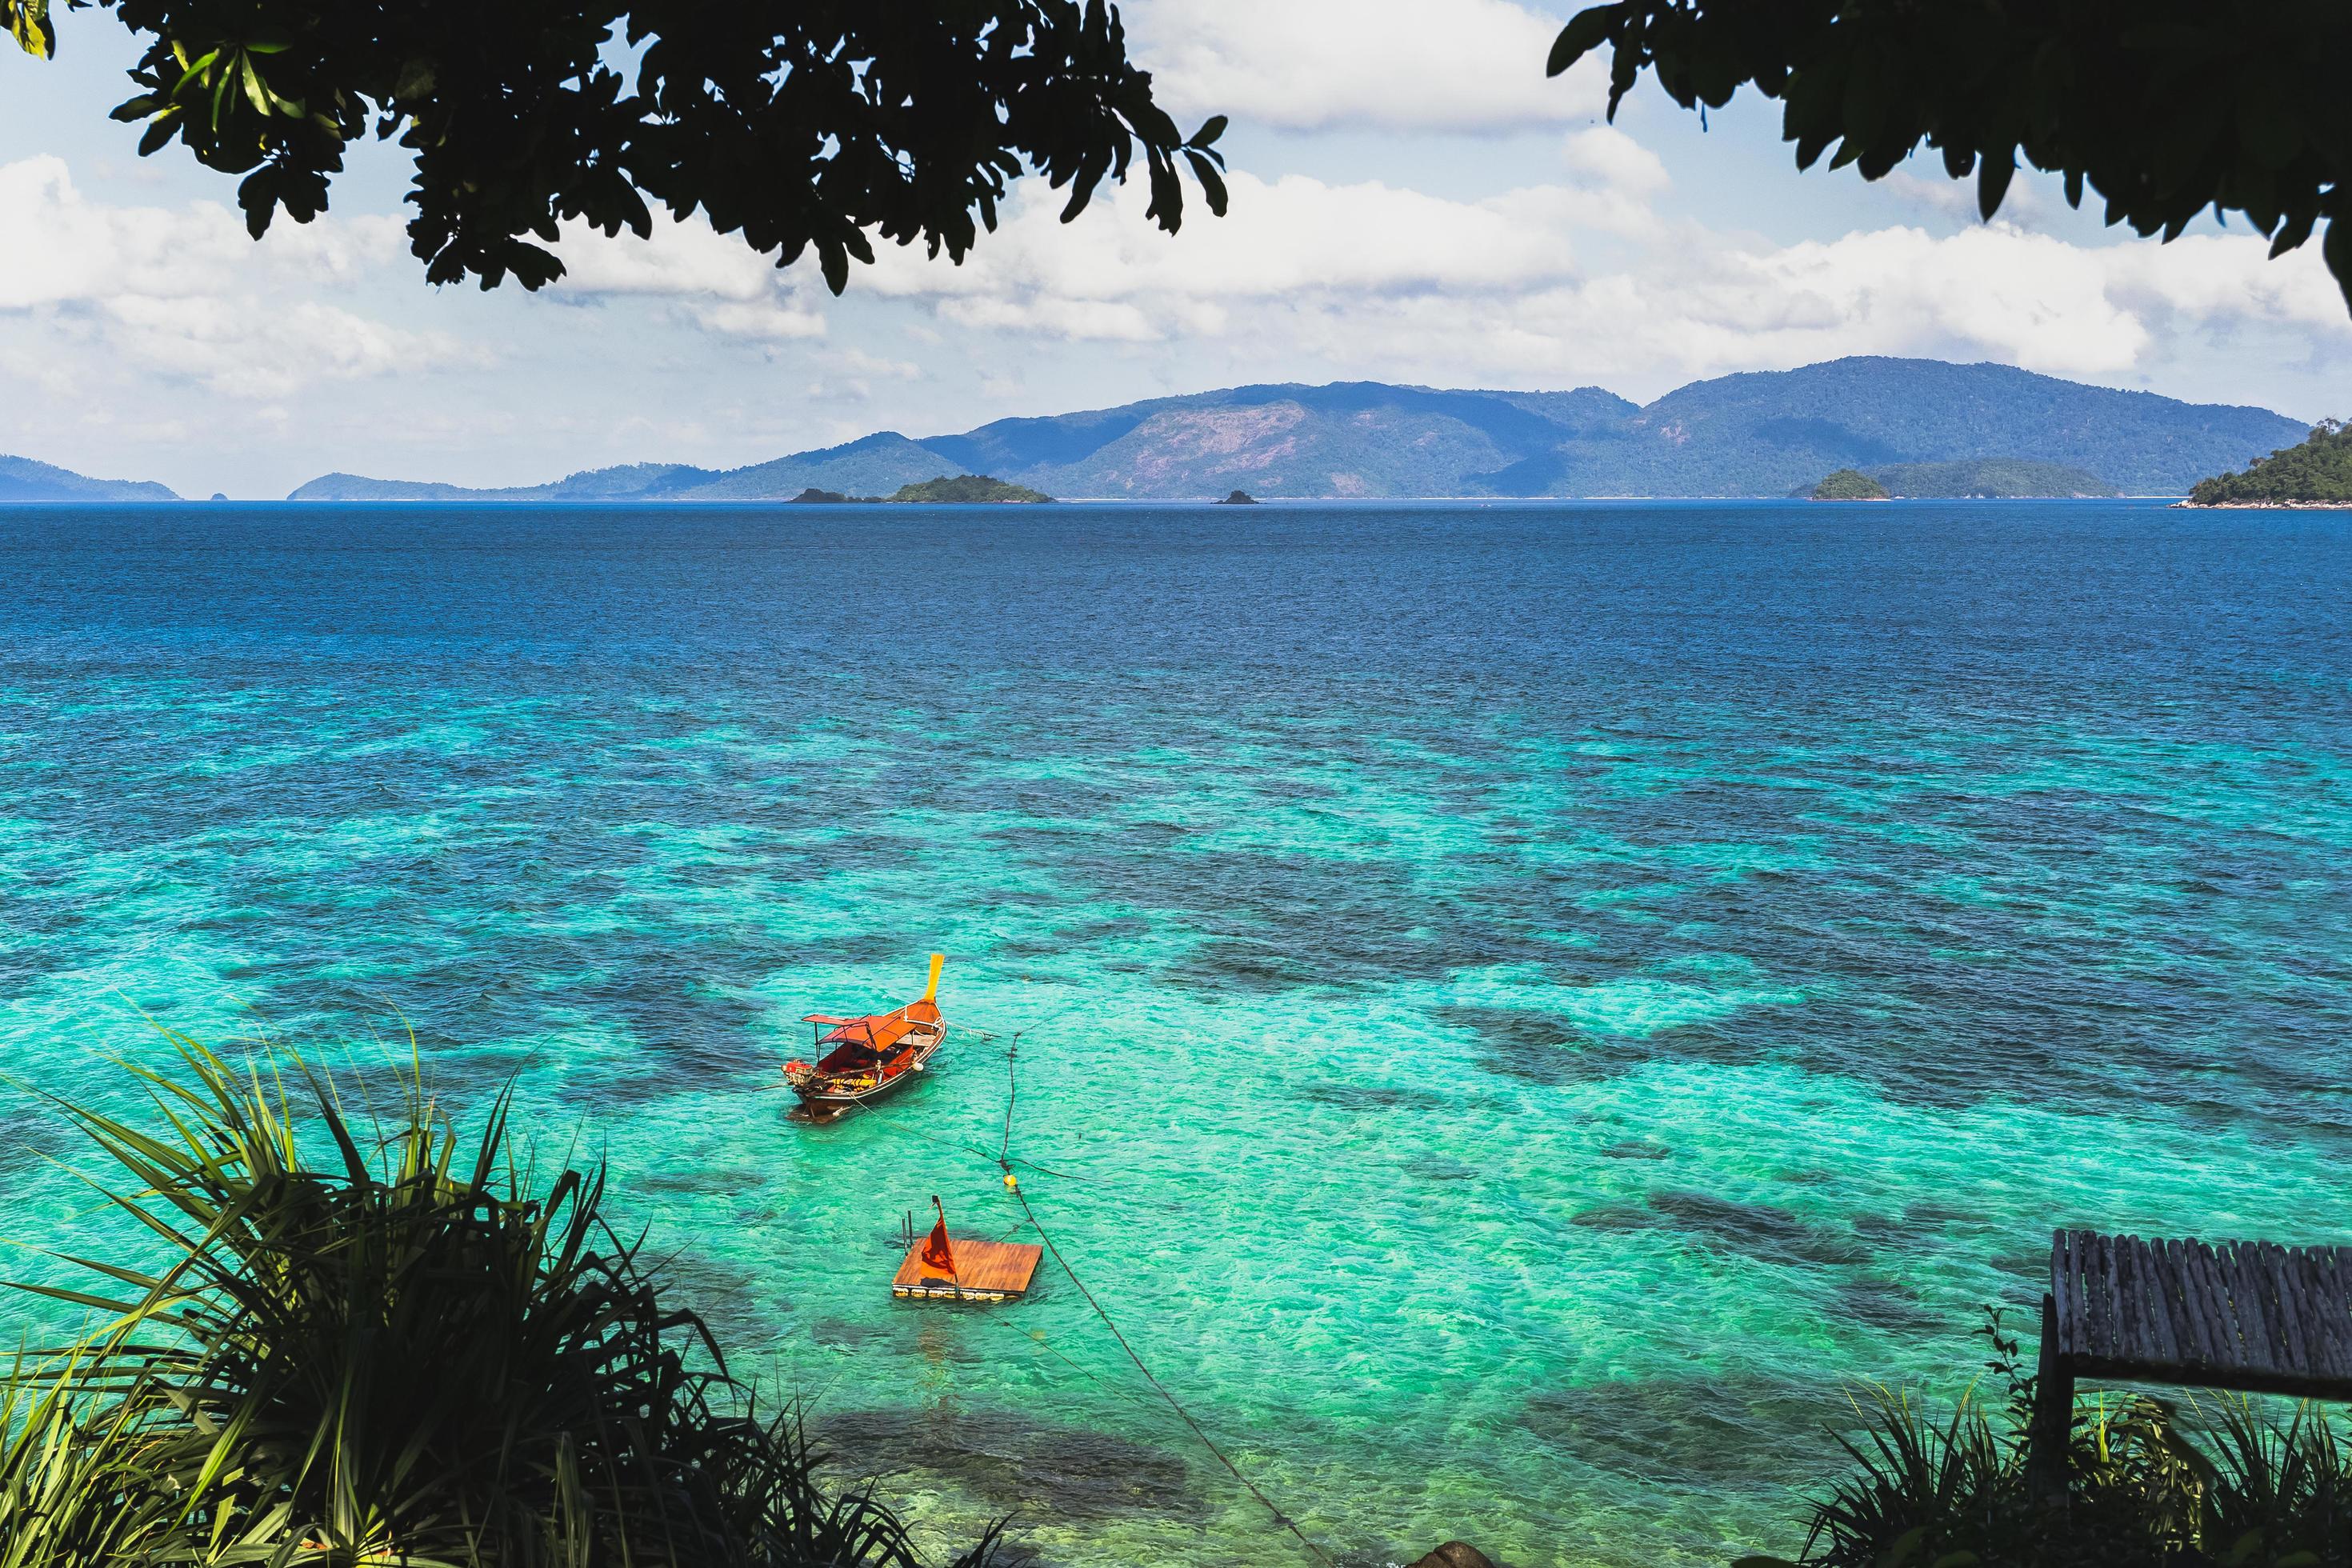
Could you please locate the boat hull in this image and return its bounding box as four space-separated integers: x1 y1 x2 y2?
785 1026 947 1123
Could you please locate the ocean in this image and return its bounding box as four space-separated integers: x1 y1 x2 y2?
2 498 2347 1566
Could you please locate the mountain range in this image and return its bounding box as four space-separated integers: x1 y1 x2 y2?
0 358 2314 502
289 358 2307 502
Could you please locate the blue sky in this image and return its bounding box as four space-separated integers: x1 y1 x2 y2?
1 0 2346 498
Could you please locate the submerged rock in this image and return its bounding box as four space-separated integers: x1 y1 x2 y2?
1409 1543 1495 1568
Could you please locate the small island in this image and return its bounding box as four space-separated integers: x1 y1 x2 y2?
784 474 1054 505
1214 490 1259 505
886 474 1052 504
2182 420 2352 506
1810 467 1890 501
1786 458 2117 501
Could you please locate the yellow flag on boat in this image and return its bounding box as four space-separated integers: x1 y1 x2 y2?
922 951 945 1002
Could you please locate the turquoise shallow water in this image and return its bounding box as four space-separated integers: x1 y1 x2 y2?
2 499 2349 1566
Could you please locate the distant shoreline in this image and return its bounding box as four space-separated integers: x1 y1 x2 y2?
2172 498 2352 510
5 358 2314 504
0 492 2201 506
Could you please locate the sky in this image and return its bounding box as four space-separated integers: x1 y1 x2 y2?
1 0 2346 498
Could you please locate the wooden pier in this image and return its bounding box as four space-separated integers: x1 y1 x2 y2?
2029 1228 2352 1496
891 1234 1043 1302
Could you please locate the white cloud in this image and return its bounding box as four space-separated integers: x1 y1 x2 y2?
696 299 826 340
1643 224 2348 381
554 215 825 340
1562 126 1669 195
1722 225 2153 376
837 124 1686 342
0 156 241 309
798 346 924 403
824 347 922 381
1877 170 2005 225
826 158 2350 394
0 156 462 397
1128 0 1606 132
937 294 1161 341
102 296 474 400
258 213 413 282
855 172 1590 340
2099 232 2349 328
554 216 776 302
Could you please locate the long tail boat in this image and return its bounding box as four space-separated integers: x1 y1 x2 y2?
784 954 947 1123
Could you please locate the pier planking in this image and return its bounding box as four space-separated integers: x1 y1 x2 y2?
891 1234 1042 1302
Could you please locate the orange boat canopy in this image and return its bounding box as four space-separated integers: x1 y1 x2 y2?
812 1001 938 1054
792 957 946 1078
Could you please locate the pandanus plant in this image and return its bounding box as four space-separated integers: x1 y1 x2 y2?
0 1029 998 1567
1774 1312 2352 1568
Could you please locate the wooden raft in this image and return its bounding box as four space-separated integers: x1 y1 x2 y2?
2030 1229 2352 1491
891 1235 1042 1303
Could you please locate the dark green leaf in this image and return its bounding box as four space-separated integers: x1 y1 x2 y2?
1535 0 2349 320
1548 6 1622 78
1186 148 1228 216
1976 151 2014 220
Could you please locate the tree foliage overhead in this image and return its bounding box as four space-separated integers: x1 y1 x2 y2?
2 0 1226 293
1547 1 2352 314
2189 419 2352 504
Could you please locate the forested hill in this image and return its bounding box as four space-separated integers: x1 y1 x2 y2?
287 358 2307 502
1592 359 2293 497
2186 422 2352 505
0 455 178 502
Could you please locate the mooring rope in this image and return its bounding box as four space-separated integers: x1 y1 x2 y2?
773 978 1334 1563
838 1094 1094 1183
998 1034 1020 1166
989 1027 1335 1568
1000 1180 1333 1566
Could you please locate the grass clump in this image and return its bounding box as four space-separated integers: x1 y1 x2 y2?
0 1031 1000 1567
1746 1313 2351 1568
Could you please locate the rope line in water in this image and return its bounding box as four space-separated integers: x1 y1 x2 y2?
774 979 1333 1564
1002 1178 1333 1567
838 1094 1092 1184
998 1035 1019 1167
848 1090 1179 1209
835 1098 998 1165
973 1311 1158 1410
990 1025 1334 1568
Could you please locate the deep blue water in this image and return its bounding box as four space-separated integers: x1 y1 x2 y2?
2 499 2349 1566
